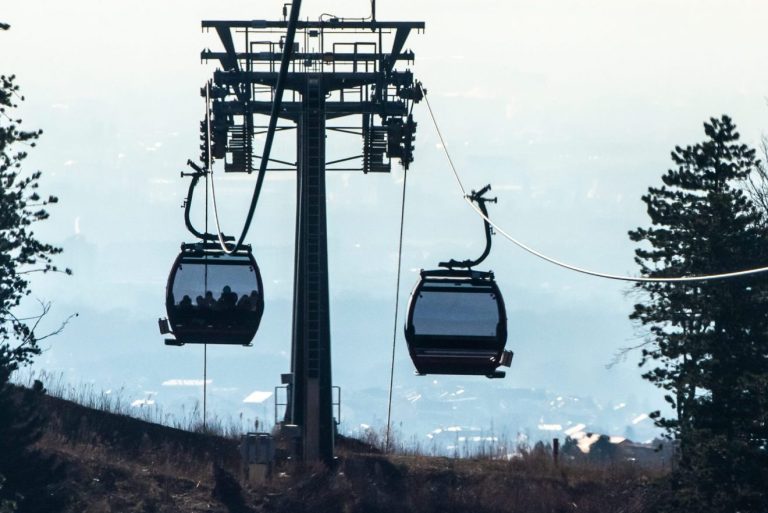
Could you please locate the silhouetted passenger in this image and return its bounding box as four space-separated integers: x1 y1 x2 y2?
175 295 194 324
218 285 237 310
179 295 193 309
237 294 253 310
204 291 215 308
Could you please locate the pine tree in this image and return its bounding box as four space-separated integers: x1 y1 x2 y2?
629 115 768 512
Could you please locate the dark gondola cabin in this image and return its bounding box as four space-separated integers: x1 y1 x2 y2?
163 244 264 346
405 269 512 378
403 184 512 378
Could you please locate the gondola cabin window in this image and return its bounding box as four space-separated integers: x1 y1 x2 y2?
171 260 261 312
412 285 500 338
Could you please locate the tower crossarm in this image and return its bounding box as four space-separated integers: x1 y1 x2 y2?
202 19 423 77
202 19 424 30
214 70 403 92
215 99 408 121
202 50 415 67
200 11 423 173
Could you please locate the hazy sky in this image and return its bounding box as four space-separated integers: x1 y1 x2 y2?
3 0 768 438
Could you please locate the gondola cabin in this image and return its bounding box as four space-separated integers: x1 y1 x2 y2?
404 269 512 378
162 243 264 346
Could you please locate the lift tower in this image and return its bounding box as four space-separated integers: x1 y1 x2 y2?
201 12 424 462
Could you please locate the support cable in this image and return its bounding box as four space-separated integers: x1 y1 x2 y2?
204 113 211 430
422 90 768 283
203 344 208 430
209 0 303 254
385 167 408 453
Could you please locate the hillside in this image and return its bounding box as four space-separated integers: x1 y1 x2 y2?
5 386 660 513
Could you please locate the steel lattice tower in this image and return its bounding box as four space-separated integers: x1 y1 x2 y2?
201 13 423 462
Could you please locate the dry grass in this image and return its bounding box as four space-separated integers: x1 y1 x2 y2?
16 369 247 438
6 377 661 513
252 451 656 513
4 383 243 513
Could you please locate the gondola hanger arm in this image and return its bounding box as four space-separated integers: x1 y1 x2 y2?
182 159 234 243
183 159 204 177
439 184 497 270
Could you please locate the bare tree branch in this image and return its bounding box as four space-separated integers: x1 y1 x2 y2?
16 268 71 276
606 338 654 369
1 299 76 348
744 135 768 223
34 312 78 343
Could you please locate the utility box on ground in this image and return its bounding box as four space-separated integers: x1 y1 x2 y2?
240 432 275 485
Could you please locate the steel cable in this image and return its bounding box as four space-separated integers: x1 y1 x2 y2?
208 0 303 254
386 167 408 453
422 91 768 283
